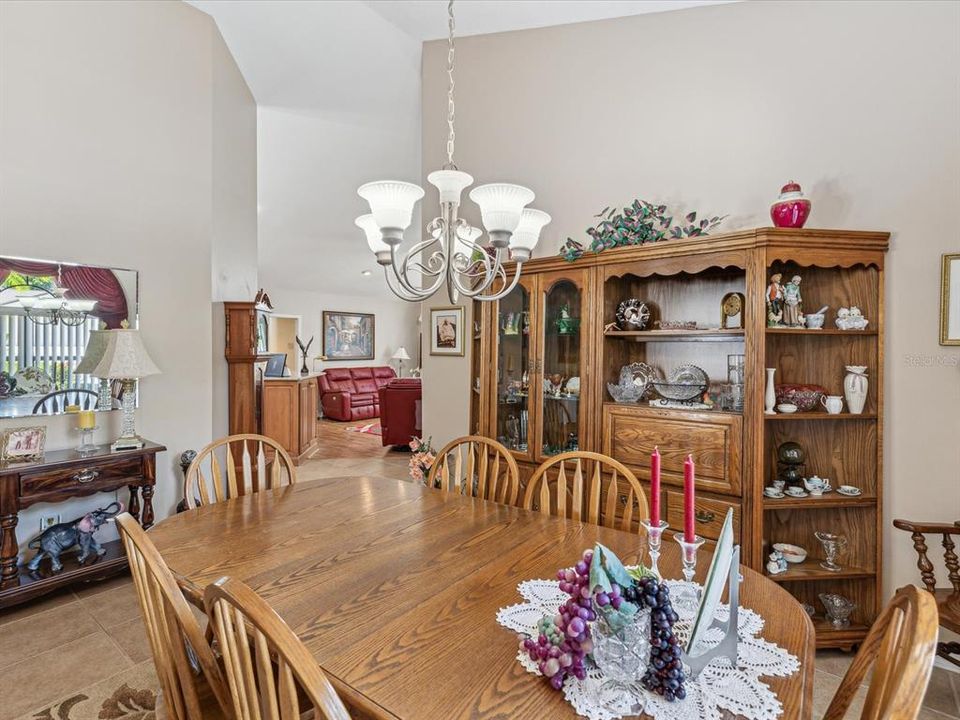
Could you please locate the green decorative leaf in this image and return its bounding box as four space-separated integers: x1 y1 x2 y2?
686 211 697 223
595 543 634 588
589 546 612 593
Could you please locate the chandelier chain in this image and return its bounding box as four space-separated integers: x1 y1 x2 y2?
445 0 456 168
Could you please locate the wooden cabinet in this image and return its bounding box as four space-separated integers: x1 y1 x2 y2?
261 375 319 464
0 441 165 608
472 227 888 649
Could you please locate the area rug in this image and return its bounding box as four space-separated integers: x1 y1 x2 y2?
16 662 159 720
346 422 382 436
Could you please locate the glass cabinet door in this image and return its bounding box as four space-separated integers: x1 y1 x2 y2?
538 274 586 458
494 278 534 458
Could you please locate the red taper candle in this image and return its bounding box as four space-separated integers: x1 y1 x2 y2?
650 446 661 526
683 454 696 542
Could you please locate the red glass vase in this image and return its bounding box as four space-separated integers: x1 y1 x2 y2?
770 181 811 228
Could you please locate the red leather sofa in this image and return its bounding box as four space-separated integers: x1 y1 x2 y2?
378 378 423 447
318 366 396 422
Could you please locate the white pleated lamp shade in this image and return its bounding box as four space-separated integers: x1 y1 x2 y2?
392 346 411 361
75 330 110 377
468 183 535 234
84 328 160 380
427 170 473 204
357 181 424 230
355 214 388 254
510 208 551 254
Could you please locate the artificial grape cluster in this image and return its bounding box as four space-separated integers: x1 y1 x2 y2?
519 549 596 690
629 576 686 702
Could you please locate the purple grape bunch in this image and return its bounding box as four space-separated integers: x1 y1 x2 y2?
519 548 596 690
629 576 686 701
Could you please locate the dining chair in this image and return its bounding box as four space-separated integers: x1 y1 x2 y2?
427 435 520 506
892 518 960 667
32 388 99 414
116 513 232 720
204 576 352 720
523 451 649 533
184 433 296 509
823 584 938 720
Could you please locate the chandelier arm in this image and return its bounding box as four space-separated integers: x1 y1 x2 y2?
382 266 430 302
451 244 504 297
390 243 446 297
472 260 524 302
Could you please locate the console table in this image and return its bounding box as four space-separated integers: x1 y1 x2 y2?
0 440 165 609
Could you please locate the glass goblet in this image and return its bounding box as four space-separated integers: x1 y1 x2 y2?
814 532 848 572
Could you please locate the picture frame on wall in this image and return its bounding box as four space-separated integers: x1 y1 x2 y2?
430 306 465 356
0 425 46 463
322 311 375 360
941 253 960 346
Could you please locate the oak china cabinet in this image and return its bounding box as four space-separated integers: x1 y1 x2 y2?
471 227 888 650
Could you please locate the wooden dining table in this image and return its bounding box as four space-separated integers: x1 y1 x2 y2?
148 476 815 720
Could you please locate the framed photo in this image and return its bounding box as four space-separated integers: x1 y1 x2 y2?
322 311 375 360
430 306 465 356
941 254 960 346
1 425 46 463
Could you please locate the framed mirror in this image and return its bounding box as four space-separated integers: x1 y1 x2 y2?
941 254 960 346
0 256 139 418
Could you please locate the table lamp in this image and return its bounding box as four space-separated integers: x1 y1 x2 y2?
392 347 411 378
82 325 161 450
76 327 115 412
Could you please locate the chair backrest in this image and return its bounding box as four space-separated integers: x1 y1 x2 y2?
824 585 938 720
523 451 650 533
204 577 351 720
32 388 98 414
184 434 296 510
427 435 520 506
116 513 231 720
893 518 960 601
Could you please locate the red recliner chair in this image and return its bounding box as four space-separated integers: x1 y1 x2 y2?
318 366 396 421
378 378 422 446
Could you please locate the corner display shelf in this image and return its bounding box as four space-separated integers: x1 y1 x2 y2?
471 227 888 650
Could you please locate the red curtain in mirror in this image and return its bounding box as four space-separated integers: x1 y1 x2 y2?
0 258 129 329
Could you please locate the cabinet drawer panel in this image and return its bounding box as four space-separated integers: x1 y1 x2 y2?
603 405 742 496
665 490 741 542
20 456 143 502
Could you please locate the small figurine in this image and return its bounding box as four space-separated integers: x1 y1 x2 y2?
766 273 784 327
555 305 580 335
835 306 870 331
26 502 122 577
782 275 804 327
766 549 788 575
295 336 314 375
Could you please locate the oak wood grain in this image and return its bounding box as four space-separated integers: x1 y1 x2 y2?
149 477 815 720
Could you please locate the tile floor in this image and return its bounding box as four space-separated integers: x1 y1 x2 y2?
1 430 958 719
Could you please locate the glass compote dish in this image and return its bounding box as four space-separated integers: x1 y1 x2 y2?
819 593 856 628
814 531 848 572
591 608 651 714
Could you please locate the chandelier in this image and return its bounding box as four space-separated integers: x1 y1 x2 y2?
354 0 550 303
3 266 97 326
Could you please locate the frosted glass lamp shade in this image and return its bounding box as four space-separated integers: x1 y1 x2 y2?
392 347 411 361
510 208 551 254
427 170 473 204
75 330 110 377
357 181 424 230
468 183 535 234
84 329 161 380
355 214 388 254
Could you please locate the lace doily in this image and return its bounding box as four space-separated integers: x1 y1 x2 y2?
496 577 799 720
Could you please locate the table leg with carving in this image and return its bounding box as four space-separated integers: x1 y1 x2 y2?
0 477 19 589
141 484 155 529
128 484 141 523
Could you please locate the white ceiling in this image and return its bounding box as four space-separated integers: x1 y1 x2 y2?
187 0 733 296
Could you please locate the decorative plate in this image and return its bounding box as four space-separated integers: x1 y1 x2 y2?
12 366 53 396
615 298 651 331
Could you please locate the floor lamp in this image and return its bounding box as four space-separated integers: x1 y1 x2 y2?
392 347 411 378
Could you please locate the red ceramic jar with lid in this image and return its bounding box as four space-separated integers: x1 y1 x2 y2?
770 180 811 228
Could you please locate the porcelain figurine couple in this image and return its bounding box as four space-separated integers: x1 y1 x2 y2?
766 273 804 327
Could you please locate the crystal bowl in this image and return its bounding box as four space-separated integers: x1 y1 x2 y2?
819 593 856 627
650 380 707 402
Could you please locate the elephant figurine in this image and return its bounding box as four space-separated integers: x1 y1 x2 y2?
26 501 122 577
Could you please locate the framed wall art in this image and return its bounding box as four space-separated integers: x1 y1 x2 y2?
0 425 46 463
430 306 464 356
322 311 375 360
941 253 960 345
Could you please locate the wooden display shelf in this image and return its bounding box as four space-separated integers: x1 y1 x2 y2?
765 328 878 336
762 494 877 510
764 412 877 422
811 618 870 649
604 328 745 342
767 558 875 583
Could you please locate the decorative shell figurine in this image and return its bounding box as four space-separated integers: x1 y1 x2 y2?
616 299 651 331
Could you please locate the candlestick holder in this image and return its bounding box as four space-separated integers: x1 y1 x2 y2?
673 533 705 613
640 518 669 577
76 425 99 455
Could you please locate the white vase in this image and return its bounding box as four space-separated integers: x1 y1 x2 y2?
843 365 868 415
765 368 777 414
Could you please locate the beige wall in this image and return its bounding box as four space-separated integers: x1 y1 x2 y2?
0 0 256 546
422 0 960 597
